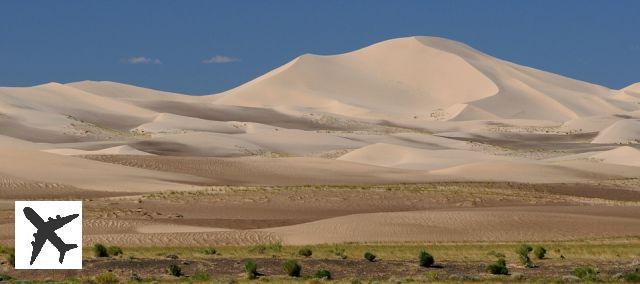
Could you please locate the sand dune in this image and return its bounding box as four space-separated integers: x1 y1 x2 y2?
133 113 245 134
592 119 640 144
429 160 616 183
547 146 640 168
66 80 200 102
591 146 640 167
214 36 636 122
623 82 640 97
561 116 627 133
43 145 152 156
1 35 639 191
0 136 209 192
0 82 156 130
338 143 507 170
265 206 640 245
133 132 264 157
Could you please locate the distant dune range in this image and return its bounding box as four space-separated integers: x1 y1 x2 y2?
1 36 639 245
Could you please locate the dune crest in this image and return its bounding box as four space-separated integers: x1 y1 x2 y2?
214 36 635 122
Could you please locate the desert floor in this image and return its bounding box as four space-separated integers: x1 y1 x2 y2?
1 179 640 282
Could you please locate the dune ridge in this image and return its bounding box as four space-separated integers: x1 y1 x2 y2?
0 35 638 192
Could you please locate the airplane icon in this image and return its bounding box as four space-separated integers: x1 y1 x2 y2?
23 207 79 265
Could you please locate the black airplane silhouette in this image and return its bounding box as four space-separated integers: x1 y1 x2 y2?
23 207 79 265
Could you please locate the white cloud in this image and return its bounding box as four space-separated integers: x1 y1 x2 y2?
202 55 240 64
123 57 162 64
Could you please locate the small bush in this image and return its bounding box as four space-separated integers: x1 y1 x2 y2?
314 269 332 279
0 274 13 281
202 247 217 255
298 247 313 257
419 251 435 267
364 251 376 262
532 245 546 259
283 260 302 277
245 260 258 280
571 266 598 281
167 264 182 277
425 271 438 280
624 271 640 282
250 242 283 254
192 270 211 281
107 246 123 256
93 243 109 257
249 244 267 254
268 242 283 253
94 272 119 284
515 244 533 267
332 246 347 259
486 258 509 275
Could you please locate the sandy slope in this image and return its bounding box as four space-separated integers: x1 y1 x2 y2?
338 143 508 170
623 82 640 97
547 146 640 167
43 145 152 156
0 136 208 192
214 36 636 122
133 113 245 134
591 146 640 167
265 206 640 244
592 119 640 144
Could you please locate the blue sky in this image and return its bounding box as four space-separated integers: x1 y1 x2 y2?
1 1 639 95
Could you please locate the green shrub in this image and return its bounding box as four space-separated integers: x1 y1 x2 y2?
283 260 302 277
332 246 347 259
93 243 109 257
486 258 509 275
314 269 332 279
298 247 313 257
245 260 258 280
107 246 123 256
202 247 217 255
419 251 435 267
192 270 211 281
0 274 13 281
249 242 283 254
94 272 119 284
425 271 438 280
364 251 376 262
532 245 546 259
624 271 640 282
515 244 533 267
571 266 598 281
167 264 182 277
249 244 267 254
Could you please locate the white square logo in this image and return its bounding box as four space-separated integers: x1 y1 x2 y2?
14 201 83 269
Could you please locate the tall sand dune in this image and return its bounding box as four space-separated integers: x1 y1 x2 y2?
214 36 636 122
